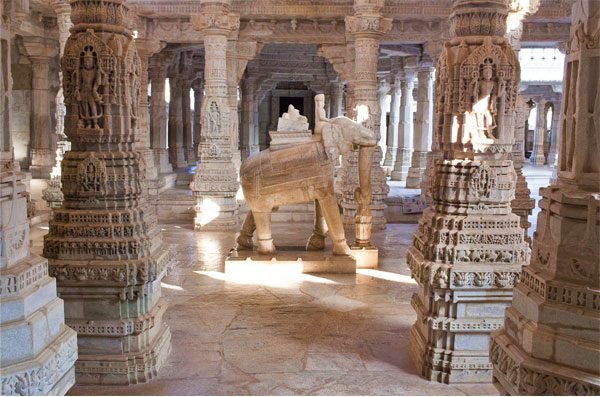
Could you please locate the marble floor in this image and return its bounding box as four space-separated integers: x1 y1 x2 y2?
30 222 498 396
26 166 554 396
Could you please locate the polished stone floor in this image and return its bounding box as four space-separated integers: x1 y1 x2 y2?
31 222 498 396
26 165 553 395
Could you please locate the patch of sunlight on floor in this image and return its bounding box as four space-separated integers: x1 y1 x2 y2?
356 268 416 284
161 282 184 291
194 269 340 288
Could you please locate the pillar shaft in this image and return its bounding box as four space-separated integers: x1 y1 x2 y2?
193 79 203 157
240 76 256 161
377 79 390 159
21 37 58 178
190 0 240 230
168 74 187 169
383 79 400 168
406 67 434 188
149 56 173 174
532 98 547 165
336 1 391 233
331 82 344 117
547 99 561 167
390 74 415 181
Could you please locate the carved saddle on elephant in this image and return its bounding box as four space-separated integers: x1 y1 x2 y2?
240 139 335 203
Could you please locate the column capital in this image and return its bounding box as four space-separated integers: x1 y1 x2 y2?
191 1 240 36
135 39 166 59
50 0 71 15
377 78 390 97
345 14 392 39
423 40 444 61
19 36 58 61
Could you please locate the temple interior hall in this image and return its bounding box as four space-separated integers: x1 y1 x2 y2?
1 0 598 396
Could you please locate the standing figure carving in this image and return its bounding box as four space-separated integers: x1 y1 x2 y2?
470 60 498 139
75 46 103 128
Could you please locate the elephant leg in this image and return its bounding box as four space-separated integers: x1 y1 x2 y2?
236 211 255 250
306 200 328 251
318 195 351 256
253 211 276 254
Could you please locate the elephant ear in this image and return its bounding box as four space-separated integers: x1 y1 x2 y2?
322 123 342 161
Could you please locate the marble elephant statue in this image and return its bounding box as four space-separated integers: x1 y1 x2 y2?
236 94 376 255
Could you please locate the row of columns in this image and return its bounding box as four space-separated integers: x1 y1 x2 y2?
379 67 435 188
531 96 561 166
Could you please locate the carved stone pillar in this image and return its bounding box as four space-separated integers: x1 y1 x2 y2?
240 76 256 161
331 82 344 117
0 30 77 396
135 39 166 180
50 0 72 145
491 1 600 393
168 73 187 169
336 0 391 232
226 39 241 170
190 0 240 230
419 41 444 202
180 52 195 166
390 73 415 181
269 93 279 132
532 97 547 165
511 95 535 244
227 40 261 168
149 54 173 174
547 98 561 167
50 0 73 158
377 78 390 160
44 0 171 384
383 77 400 170
21 37 58 179
192 78 203 158
406 67 434 188
42 2 73 210
407 0 529 383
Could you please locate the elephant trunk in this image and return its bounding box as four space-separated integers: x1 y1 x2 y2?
353 145 374 247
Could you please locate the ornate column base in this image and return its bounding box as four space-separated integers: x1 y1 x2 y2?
407 159 530 384
489 188 600 395
71 297 171 385
406 151 427 188
532 146 546 165
382 146 396 175
390 147 412 181
511 169 535 246
29 149 55 179
547 148 558 167
336 149 389 231
249 145 260 157
169 147 188 169
232 150 242 175
138 148 159 181
186 148 197 166
191 162 239 231
0 171 77 396
153 149 174 174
